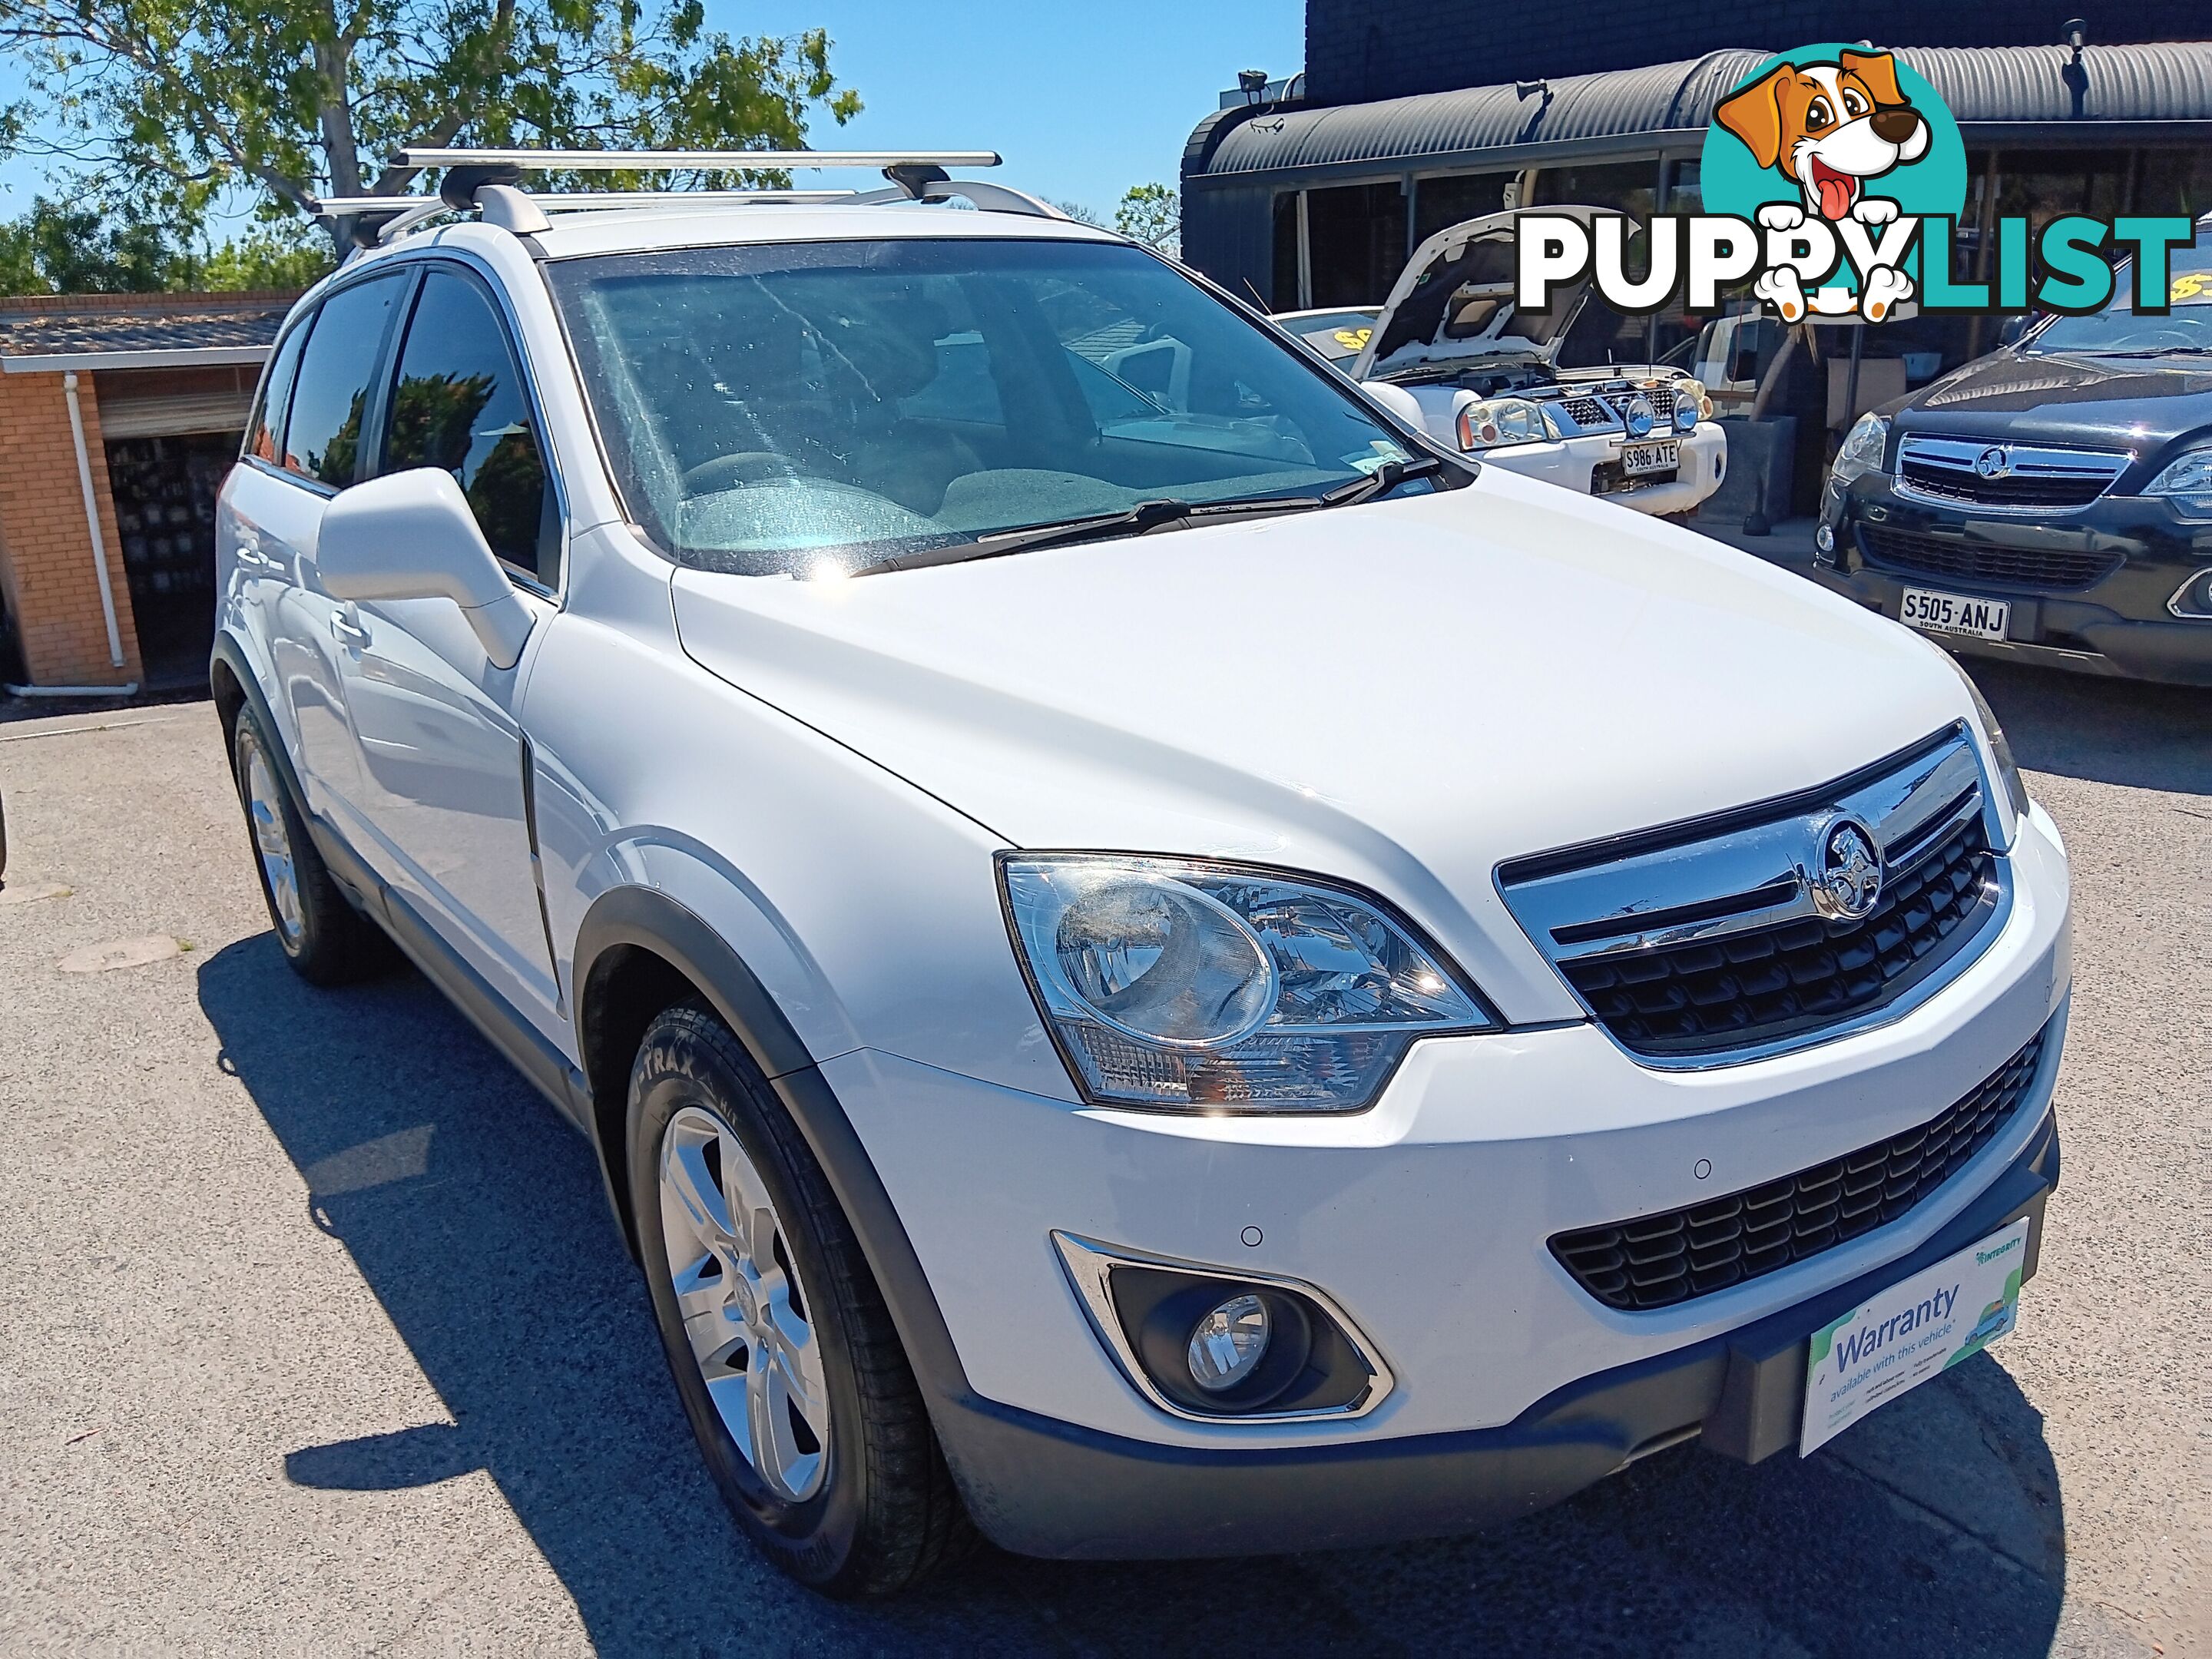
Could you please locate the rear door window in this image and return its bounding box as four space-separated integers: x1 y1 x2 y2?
247 320 309 466
283 273 408 488
382 267 559 586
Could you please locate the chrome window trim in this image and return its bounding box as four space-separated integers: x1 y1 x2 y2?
1495 727 2012 1072
1892 432 2129 515
1050 1232 1395 1426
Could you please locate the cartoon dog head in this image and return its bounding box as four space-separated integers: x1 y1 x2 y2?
1715 50 1931 220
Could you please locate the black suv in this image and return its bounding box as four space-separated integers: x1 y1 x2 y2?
1813 216 2212 686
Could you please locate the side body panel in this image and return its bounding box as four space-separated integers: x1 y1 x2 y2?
226 465 363 816
523 525 1068 1100
340 591 564 1038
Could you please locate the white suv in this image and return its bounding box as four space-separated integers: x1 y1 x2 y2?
213 159 2071 1597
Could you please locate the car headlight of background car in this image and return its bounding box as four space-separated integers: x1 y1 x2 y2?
1674 378 1713 430
1002 856 1493 1112
2144 445 2212 518
1831 412 1890 487
1455 397 1551 451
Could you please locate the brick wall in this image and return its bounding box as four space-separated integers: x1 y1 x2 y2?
1303 2 2210 105
0 371 144 688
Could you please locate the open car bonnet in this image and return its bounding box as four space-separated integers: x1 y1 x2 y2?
1353 206 1603 382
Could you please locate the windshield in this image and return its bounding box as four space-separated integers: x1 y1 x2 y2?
2026 220 2212 357
1280 310 1379 361
548 237 1426 575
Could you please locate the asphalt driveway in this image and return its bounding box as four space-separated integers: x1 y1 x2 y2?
0 664 2204 1656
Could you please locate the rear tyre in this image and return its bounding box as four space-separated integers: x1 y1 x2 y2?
628 1001 975 1596
228 708 390 985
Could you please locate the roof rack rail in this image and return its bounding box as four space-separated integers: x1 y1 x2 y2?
527 189 859 210
392 147 1005 210
317 147 1068 254
392 147 1000 174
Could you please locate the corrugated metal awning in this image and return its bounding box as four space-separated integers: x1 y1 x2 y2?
1191 41 2212 182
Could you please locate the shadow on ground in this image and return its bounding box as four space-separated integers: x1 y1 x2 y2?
200 935 2069 1657
1956 662 2210 796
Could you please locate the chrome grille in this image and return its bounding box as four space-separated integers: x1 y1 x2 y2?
1894 433 2127 511
1496 728 2008 1065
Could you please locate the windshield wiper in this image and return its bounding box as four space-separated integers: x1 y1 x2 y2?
2058 345 2212 359
846 495 1316 578
843 459 1445 578
1321 453 1442 507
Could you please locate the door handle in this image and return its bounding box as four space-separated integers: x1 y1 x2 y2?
330 611 371 650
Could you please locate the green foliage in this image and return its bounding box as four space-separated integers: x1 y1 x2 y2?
1114 181 1181 255
197 224 336 290
0 197 335 293
0 197 178 293
0 0 863 252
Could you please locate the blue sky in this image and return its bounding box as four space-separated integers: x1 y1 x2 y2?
0 1 1305 228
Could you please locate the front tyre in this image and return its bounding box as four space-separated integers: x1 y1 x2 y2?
228 709 390 985
628 1002 974 1596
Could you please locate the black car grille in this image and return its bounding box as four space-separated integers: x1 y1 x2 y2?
1859 526 2122 592
1896 461 2112 509
1551 1025 2048 1311
1561 820 1998 1056
1554 389 1673 431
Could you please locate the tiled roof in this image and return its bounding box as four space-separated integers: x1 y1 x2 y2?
0 292 301 360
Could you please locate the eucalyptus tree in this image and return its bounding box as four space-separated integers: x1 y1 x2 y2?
0 0 862 253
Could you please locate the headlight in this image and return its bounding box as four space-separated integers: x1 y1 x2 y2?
1926 647 2030 829
1001 856 1494 1112
1673 378 1711 429
1456 397 1550 451
1831 411 1889 487
2144 445 2212 518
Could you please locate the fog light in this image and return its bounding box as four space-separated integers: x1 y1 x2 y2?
1815 522 1836 555
1186 1293 1270 1391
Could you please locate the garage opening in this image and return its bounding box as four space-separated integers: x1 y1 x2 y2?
104 433 237 684
96 366 256 687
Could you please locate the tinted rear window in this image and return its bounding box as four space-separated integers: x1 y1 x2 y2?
284 274 407 488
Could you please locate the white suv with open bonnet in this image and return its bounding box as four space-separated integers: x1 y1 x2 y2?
213 151 2070 1597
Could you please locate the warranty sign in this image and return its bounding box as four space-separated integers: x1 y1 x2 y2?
1800 1217 2030 1455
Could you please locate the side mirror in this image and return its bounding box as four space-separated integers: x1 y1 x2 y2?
1359 379 1426 432
316 468 536 669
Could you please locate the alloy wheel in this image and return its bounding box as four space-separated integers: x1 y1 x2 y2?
240 733 303 945
657 1104 832 1502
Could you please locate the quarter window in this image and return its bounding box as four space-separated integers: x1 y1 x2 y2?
247 320 308 467
383 269 558 585
283 274 406 488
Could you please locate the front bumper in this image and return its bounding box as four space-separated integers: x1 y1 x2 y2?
1476 422 1726 516
927 1108 2058 1558
1813 476 2212 685
826 803 2070 1555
